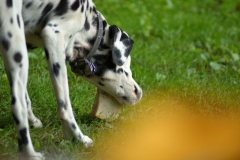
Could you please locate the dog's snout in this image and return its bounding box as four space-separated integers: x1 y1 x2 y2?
134 85 142 100
134 85 138 96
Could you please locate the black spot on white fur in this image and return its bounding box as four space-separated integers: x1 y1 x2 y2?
1 38 10 51
18 128 29 152
14 52 22 63
92 6 97 14
71 0 80 11
81 5 84 13
87 0 89 10
120 31 128 41
53 63 61 77
25 1 32 8
112 48 123 65
6 0 13 8
58 100 66 109
87 37 95 45
84 18 90 31
17 14 20 28
117 68 123 74
10 17 13 24
37 3 53 25
71 123 76 130
8 32 12 38
124 71 128 77
38 2 43 9
55 0 69 16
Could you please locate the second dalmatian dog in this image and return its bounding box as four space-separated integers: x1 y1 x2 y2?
0 0 142 159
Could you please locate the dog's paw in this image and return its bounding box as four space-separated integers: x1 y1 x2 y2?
81 135 93 148
19 152 45 160
30 152 45 160
32 118 43 128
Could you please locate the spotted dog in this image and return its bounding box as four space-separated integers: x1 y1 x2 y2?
0 0 142 159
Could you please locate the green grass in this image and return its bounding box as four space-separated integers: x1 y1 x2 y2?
1 0 240 159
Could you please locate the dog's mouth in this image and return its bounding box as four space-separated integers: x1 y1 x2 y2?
69 58 85 76
69 58 96 77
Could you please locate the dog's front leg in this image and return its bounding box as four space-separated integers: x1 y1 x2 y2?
42 26 93 148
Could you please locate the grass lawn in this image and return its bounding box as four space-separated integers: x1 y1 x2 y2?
1 0 240 159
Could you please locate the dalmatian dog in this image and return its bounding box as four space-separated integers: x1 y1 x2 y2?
0 0 142 159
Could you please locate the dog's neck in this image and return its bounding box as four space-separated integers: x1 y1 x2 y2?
68 6 112 76
69 8 110 61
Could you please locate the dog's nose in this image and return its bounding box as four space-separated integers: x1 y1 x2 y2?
134 85 138 96
134 85 142 101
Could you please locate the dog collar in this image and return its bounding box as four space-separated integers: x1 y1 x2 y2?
70 11 103 76
86 11 103 60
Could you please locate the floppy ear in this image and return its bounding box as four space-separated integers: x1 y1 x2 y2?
109 25 134 66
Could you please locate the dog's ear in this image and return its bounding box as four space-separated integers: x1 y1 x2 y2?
109 25 134 66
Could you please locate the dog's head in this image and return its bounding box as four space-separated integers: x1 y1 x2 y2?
69 12 142 106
